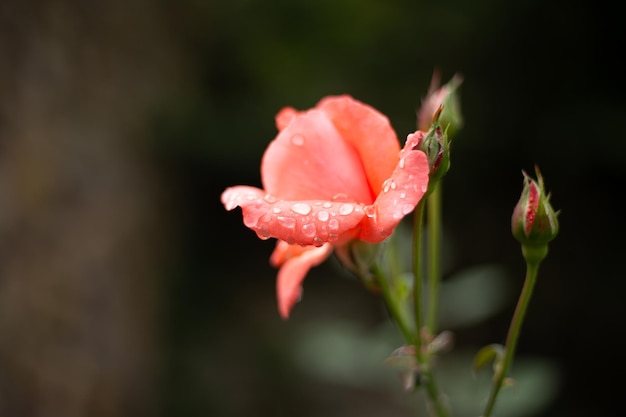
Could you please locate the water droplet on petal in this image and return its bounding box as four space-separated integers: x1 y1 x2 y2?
383 179 392 193
339 203 354 215
285 236 296 245
291 134 305 146
272 207 282 214
400 192 406 199
402 204 414 215
421 184 428 193
256 226 270 240
301 223 317 238
364 205 376 218
291 203 312 215
277 216 296 229
317 210 329 221
328 233 339 242
313 237 324 247
264 194 277 203
328 218 339 231
390 181 397 190
332 193 351 202
322 202 332 208
399 157 405 169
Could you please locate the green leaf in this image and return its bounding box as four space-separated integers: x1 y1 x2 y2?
473 343 504 375
439 264 512 329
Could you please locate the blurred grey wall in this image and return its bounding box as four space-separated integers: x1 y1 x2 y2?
0 1 184 415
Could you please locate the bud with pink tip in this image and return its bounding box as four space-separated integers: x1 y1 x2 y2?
511 167 559 263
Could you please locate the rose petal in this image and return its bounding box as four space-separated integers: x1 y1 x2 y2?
271 241 333 319
317 95 400 196
221 186 366 246
358 132 430 242
275 106 299 130
220 186 269 229
261 109 372 203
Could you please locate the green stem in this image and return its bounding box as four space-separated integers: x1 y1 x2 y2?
482 252 544 417
413 198 450 417
422 372 449 417
426 183 442 334
372 262 414 343
388 229 403 284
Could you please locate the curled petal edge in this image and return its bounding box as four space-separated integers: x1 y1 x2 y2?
275 106 299 131
358 132 430 242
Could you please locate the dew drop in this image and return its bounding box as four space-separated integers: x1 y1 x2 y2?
328 233 339 242
339 203 354 215
317 210 329 222
400 192 406 199
390 181 397 190
277 216 296 229
262 215 272 223
322 202 332 208
328 218 339 231
313 237 324 247
399 157 405 169
332 193 351 202
291 134 305 146
402 204 414 214
364 205 376 218
291 203 312 215
301 223 317 238
256 226 270 240
272 207 282 214
421 184 428 193
383 179 392 193
264 194 277 203
285 236 296 245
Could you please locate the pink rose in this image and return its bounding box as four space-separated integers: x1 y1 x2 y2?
221 95 430 318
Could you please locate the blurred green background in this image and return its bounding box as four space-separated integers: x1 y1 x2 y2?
1 0 624 416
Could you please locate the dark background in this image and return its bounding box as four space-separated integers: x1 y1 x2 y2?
1 0 624 416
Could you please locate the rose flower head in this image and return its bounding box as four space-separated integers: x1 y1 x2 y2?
221 96 430 318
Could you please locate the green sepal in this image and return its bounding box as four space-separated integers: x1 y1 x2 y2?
473 343 505 376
